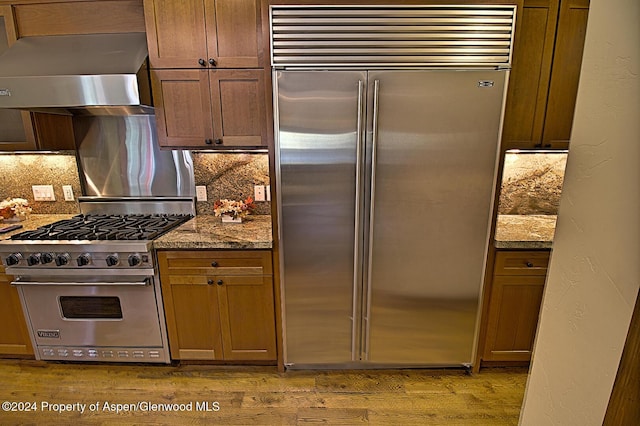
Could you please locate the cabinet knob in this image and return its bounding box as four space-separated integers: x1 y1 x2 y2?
205 139 213 145
207 279 214 285
526 262 534 268
534 143 552 149
217 279 224 286
211 261 218 267
198 58 206 66
208 58 217 66
214 138 223 145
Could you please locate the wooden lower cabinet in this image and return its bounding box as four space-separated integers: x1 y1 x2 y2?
0 267 34 357
481 250 550 363
158 250 276 362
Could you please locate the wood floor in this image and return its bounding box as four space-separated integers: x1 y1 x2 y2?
0 360 528 425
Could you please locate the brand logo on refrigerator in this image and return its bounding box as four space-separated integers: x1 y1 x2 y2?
0 88 11 96
37 330 60 339
477 81 495 88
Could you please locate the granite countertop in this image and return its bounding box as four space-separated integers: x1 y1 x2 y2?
154 215 273 250
0 214 76 240
494 214 557 249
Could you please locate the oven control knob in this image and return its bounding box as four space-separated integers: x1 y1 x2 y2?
41 253 54 264
77 254 91 266
106 254 119 267
5 253 22 266
27 253 41 266
55 253 70 266
128 254 141 267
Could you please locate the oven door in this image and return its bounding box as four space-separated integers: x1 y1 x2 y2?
14 276 163 348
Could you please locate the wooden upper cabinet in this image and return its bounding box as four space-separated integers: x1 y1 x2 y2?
542 0 590 147
502 0 589 151
501 0 558 150
144 0 262 69
152 68 267 148
210 69 266 147
151 69 214 147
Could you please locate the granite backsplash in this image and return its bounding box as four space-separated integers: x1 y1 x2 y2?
498 151 568 215
0 152 81 214
193 152 270 216
0 151 271 217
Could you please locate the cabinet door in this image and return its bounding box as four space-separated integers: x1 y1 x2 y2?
482 275 545 362
0 9 37 151
145 0 261 69
216 275 276 360
152 69 215 148
501 0 559 151
542 0 589 147
161 274 224 360
209 69 267 147
0 269 34 356
205 0 261 68
144 0 208 69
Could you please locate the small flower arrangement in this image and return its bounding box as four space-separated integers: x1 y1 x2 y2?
0 198 32 220
213 197 255 221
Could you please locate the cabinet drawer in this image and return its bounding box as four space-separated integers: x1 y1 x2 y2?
163 274 265 286
494 251 550 276
158 250 272 275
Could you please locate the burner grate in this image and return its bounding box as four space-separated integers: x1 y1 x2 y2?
11 214 192 241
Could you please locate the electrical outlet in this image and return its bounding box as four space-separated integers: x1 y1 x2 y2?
195 185 208 201
32 185 55 201
62 185 74 201
254 185 265 202
266 185 271 201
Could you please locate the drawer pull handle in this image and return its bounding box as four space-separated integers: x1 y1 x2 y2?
217 279 224 286
211 261 218 267
207 279 214 285
526 262 534 268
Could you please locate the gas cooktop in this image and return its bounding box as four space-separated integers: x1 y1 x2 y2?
0 213 193 270
10 214 192 241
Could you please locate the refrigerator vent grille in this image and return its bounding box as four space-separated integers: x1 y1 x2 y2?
270 5 516 68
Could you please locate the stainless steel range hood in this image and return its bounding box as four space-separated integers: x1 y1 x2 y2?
0 32 152 113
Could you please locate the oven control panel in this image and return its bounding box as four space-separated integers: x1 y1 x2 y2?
38 346 169 363
1 251 153 269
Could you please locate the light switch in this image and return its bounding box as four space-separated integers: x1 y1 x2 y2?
254 185 265 202
266 185 271 201
62 185 74 201
195 185 207 201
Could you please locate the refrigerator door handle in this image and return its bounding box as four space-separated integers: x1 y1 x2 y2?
363 79 381 360
351 79 366 361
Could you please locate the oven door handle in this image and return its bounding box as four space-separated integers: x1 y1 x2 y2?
11 279 151 287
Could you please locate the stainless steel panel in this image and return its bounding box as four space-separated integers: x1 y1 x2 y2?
270 5 516 68
0 33 150 109
365 70 506 365
276 70 366 365
74 115 195 198
77 197 195 216
17 278 164 348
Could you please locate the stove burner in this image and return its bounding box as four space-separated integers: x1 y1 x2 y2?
11 214 192 241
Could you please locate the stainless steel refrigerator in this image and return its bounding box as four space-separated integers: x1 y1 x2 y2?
271 5 515 369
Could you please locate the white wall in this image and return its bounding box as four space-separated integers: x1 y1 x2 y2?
519 0 639 424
